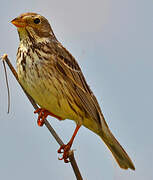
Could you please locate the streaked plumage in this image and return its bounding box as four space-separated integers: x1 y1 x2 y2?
12 12 135 170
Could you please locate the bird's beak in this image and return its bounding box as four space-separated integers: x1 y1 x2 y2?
11 17 27 28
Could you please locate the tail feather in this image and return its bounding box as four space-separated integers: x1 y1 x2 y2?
100 128 135 170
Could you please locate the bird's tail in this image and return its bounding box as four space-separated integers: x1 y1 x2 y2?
100 118 135 170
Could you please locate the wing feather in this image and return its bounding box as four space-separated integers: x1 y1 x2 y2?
53 42 102 124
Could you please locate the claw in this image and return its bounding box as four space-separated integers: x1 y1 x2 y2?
57 125 81 163
57 143 71 163
58 144 65 153
58 156 70 163
34 108 63 126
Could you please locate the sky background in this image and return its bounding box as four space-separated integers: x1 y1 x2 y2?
0 0 153 179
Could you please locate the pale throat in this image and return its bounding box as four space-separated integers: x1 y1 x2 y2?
18 27 51 47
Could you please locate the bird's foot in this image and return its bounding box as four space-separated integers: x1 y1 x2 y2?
34 108 63 126
57 125 81 163
58 142 72 163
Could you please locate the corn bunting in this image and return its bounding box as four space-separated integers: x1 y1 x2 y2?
11 12 135 170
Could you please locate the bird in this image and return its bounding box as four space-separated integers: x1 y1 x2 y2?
11 12 135 170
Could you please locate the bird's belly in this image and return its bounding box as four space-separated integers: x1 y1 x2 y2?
18 69 83 123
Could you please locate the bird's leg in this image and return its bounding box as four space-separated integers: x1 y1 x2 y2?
34 108 63 126
58 124 81 163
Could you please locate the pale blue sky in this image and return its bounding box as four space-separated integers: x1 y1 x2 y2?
0 0 153 179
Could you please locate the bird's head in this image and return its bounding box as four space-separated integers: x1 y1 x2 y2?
11 12 55 42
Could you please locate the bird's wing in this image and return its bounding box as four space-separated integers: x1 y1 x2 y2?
54 43 102 124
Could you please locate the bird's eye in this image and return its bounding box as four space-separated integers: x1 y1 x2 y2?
34 18 40 24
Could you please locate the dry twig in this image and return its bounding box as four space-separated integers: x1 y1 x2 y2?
1 54 83 180
2 59 10 113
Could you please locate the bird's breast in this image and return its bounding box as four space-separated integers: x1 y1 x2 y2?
16 46 84 123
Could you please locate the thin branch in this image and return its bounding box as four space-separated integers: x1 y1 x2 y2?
1 54 83 180
2 60 10 113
